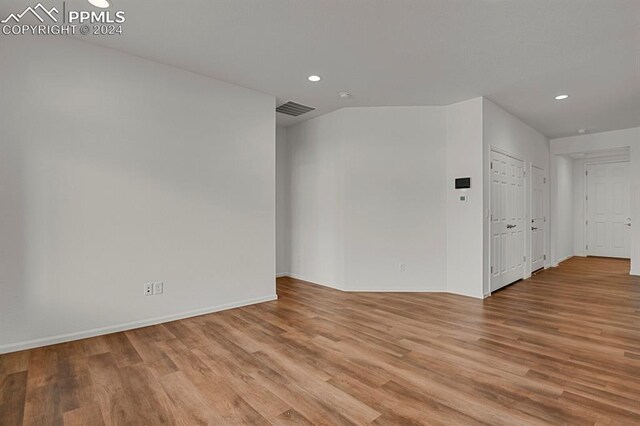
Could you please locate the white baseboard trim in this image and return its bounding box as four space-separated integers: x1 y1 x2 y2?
0 294 278 355
447 290 485 299
552 255 574 267
287 273 447 293
286 273 345 291
557 255 573 264
276 272 291 278
631 268 639 277
348 286 446 293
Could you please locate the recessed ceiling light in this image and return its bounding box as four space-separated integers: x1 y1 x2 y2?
338 92 351 99
555 94 569 100
308 75 321 82
88 0 110 7
578 129 587 134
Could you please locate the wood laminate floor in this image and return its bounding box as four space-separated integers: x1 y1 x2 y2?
1 257 639 425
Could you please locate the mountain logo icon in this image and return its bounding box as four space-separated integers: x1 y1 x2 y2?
2 3 59 24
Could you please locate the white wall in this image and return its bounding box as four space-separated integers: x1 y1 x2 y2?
556 156 574 262
276 126 290 275
288 107 448 291
551 127 640 275
482 99 550 295
0 37 276 353
445 98 485 298
288 111 347 289
635 145 640 276
284 98 549 298
572 158 585 257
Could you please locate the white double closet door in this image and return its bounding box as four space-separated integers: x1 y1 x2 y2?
586 162 631 258
491 150 525 292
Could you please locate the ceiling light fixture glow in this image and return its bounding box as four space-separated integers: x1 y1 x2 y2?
307 75 321 82
554 94 569 100
88 0 110 8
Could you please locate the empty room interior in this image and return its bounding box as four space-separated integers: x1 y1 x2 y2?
1 0 639 424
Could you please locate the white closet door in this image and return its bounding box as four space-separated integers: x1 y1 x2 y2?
491 150 525 292
587 162 631 258
531 166 545 272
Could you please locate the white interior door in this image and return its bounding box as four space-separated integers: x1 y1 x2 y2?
586 162 631 258
491 150 525 292
531 165 545 272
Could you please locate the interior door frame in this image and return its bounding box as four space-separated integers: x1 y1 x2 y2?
489 147 527 292
583 159 631 257
530 163 546 273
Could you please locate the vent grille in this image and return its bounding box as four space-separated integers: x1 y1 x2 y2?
276 101 315 117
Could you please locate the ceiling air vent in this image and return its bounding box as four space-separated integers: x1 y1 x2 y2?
276 101 315 117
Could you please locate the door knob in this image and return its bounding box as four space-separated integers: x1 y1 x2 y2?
532 227 538 231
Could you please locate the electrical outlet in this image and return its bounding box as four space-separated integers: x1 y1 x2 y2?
154 281 164 295
144 283 153 296
399 263 407 273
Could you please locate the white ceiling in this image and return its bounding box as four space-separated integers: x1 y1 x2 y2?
4 0 639 138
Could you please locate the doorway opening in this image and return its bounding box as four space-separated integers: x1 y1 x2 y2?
554 147 631 270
